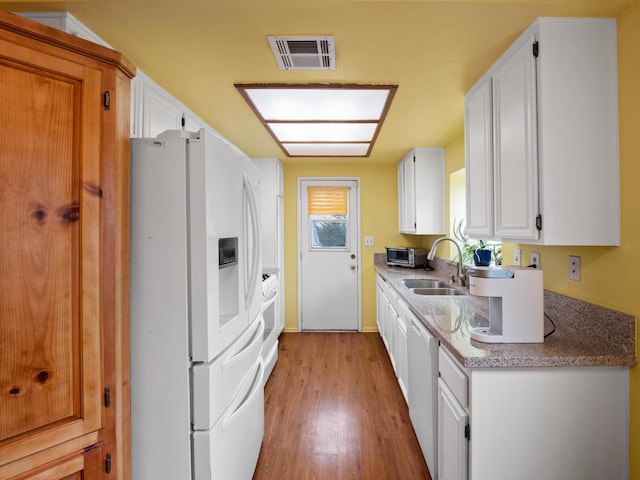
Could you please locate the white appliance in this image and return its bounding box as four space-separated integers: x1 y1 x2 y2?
407 312 439 478
130 129 264 479
468 266 544 343
254 157 285 383
261 272 280 381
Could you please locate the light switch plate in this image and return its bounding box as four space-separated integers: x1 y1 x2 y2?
364 236 374 246
513 248 521 266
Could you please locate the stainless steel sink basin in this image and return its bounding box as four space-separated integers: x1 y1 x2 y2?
402 278 449 289
410 287 464 296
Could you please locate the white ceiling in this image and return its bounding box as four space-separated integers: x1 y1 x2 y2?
2 0 635 163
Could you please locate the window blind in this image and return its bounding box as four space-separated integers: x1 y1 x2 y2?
307 186 348 215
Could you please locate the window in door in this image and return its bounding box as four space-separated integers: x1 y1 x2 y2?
307 186 349 249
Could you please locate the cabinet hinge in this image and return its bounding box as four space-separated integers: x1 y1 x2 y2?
181 115 186 128
103 91 111 111
536 214 542 231
105 452 112 474
104 386 111 408
464 424 471 440
532 41 539 58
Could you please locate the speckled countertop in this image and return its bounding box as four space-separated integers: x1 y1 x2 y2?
374 254 636 368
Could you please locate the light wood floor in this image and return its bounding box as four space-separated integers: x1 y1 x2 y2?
253 332 432 480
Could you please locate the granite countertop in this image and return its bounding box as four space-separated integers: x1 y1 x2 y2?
374 255 636 368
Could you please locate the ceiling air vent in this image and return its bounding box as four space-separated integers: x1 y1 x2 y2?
267 36 336 70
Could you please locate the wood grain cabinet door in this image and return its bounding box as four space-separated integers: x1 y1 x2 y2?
0 36 104 471
10 443 103 480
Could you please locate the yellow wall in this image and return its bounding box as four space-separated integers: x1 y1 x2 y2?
283 4 640 475
282 162 435 333
441 6 640 476
618 5 640 475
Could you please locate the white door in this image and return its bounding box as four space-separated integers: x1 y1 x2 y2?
298 178 360 331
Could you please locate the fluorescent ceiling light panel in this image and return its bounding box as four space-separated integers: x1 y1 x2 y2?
235 84 397 157
245 89 389 120
267 123 377 142
282 143 371 157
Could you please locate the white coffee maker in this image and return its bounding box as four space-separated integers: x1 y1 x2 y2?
468 266 544 343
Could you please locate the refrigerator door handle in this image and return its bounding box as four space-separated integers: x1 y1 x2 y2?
222 358 265 432
243 172 260 309
223 316 264 372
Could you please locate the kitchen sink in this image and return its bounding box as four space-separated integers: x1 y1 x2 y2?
402 278 449 289
410 287 464 296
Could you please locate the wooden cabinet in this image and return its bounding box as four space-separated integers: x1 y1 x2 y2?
0 11 134 479
465 17 620 245
397 148 445 235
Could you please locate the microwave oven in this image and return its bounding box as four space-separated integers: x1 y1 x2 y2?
386 246 428 268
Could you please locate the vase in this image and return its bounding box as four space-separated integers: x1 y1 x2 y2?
473 248 492 266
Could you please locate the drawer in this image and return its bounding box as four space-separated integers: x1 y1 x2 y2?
192 315 264 430
438 346 468 409
192 358 265 480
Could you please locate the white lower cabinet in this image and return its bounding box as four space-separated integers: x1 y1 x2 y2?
438 348 469 480
438 345 629 480
375 274 408 401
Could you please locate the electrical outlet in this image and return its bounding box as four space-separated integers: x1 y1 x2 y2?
513 248 521 266
530 252 540 268
569 255 581 281
364 236 374 246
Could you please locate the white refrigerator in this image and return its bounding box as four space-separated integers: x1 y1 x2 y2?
130 129 264 479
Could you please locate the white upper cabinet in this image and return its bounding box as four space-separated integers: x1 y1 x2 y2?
465 17 620 245
493 34 539 241
253 157 284 273
18 11 111 46
464 78 494 239
131 71 208 138
398 148 445 235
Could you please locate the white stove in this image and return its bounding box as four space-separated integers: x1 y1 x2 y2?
261 272 281 383
262 273 278 303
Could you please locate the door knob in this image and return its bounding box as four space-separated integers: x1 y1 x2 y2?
350 264 356 270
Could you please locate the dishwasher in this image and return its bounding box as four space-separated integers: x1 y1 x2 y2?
407 311 439 478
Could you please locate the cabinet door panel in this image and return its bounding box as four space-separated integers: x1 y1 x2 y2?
438 379 468 480
492 35 539 240
464 79 494 237
0 41 103 465
143 80 184 137
11 442 103 480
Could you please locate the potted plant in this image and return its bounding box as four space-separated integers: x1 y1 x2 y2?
473 240 492 266
453 218 493 266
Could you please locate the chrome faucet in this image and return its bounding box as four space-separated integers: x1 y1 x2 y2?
427 237 466 287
